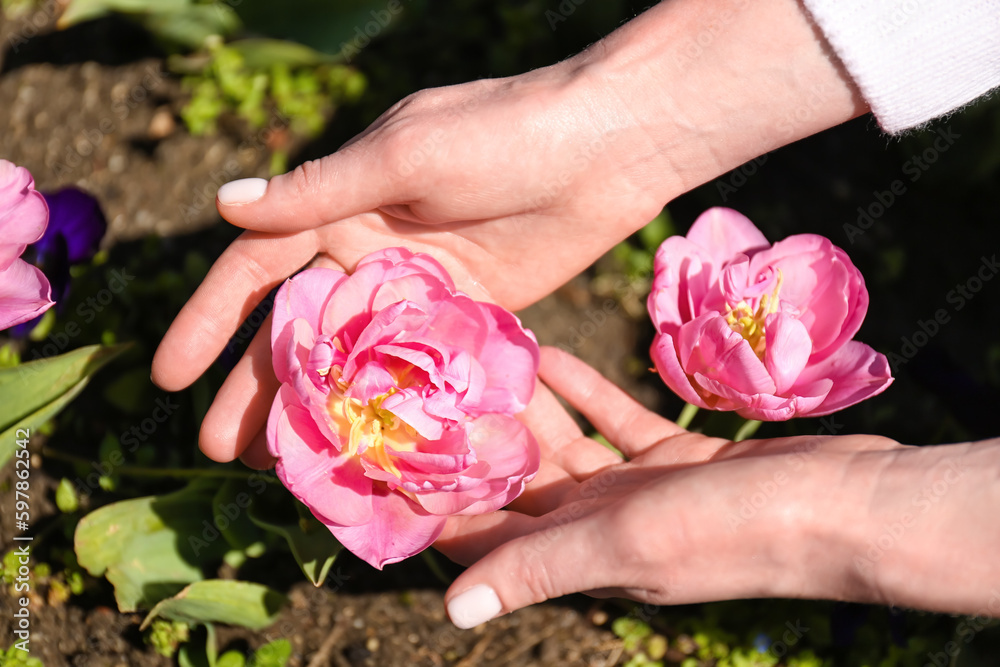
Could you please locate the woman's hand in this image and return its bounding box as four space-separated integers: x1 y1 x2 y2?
439 348 1000 629
151 58 678 467
152 0 866 466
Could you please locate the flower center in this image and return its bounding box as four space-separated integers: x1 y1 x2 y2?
338 389 405 478
724 269 783 358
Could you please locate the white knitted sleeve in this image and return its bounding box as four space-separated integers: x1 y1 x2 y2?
801 0 1000 133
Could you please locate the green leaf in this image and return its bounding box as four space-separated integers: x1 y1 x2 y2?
141 580 286 631
248 497 341 587
228 39 335 70
138 5 242 50
212 479 265 555
58 0 191 28
177 624 214 667
102 366 155 414
637 210 675 254
0 344 127 465
232 0 406 57
56 478 80 513
74 481 228 612
0 377 85 469
0 345 126 426
253 639 292 667
217 651 246 667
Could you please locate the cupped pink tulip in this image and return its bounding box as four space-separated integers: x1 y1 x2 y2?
0 160 52 330
268 248 540 569
647 207 892 420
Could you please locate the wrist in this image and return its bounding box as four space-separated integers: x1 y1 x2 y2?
834 440 1000 614
570 0 868 208
747 443 882 603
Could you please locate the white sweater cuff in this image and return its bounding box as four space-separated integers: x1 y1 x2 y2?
802 0 1000 133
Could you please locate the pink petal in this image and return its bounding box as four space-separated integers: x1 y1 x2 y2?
381 387 447 440
272 269 346 358
389 297 537 415
649 332 710 408
793 341 893 416
421 385 467 421
345 361 397 402
305 335 345 390
764 313 812 394
322 260 398 345
268 385 374 526
0 259 53 330
326 250 456 345
0 160 48 269
677 315 776 396
395 439 477 477
719 254 752 305
325 487 446 569
372 272 452 314
272 315 313 385
341 301 429 381
648 236 715 333
357 247 456 289
685 207 770 272
809 247 869 360
749 235 868 358
470 303 538 414
388 427 481 492
274 319 350 451
414 415 539 516
688 372 831 420
737 383 831 420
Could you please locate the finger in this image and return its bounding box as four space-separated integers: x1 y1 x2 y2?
520 378 623 479
442 511 623 629
239 428 277 470
505 459 579 516
434 511 539 566
199 321 279 462
215 136 410 233
538 346 684 458
151 230 318 391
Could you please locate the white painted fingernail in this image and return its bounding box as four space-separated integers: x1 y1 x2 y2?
447 584 502 629
217 178 268 205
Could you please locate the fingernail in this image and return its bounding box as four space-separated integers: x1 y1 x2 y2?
217 178 268 205
447 584 502 629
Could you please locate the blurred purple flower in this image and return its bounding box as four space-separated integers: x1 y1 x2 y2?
11 187 106 336
37 188 107 268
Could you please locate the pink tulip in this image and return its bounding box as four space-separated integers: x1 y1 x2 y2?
647 207 892 420
0 160 52 330
268 248 540 568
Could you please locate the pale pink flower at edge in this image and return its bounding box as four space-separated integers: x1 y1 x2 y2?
647 207 892 421
267 248 541 569
0 160 53 330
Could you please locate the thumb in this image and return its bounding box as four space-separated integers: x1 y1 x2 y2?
443 513 618 629
215 141 409 233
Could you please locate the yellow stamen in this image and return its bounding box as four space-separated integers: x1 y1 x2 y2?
335 388 404 478
724 269 784 358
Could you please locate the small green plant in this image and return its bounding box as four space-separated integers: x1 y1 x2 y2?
249 639 292 667
178 39 366 140
717 647 779 667
0 645 44 666
613 616 668 667
145 619 191 659
55 478 79 513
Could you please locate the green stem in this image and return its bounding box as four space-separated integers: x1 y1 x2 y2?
421 549 452 586
676 402 699 430
733 419 762 442
40 447 280 483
